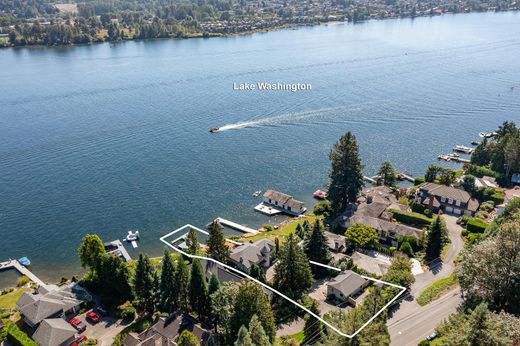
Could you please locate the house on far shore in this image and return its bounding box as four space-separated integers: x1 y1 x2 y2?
255 189 306 216
123 313 216 346
32 318 77 346
229 239 275 274
416 182 479 216
327 270 369 306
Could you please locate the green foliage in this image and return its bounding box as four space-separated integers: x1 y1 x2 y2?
207 220 229 262
249 264 266 283
399 241 414 257
96 254 133 306
118 302 136 321
416 274 457 306
263 224 273 232
133 254 159 313
185 228 200 255
235 325 253 346
302 300 323 345
466 218 487 233
382 252 415 289
304 220 332 277
208 272 220 295
313 200 331 216
377 160 398 187
230 281 276 343
425 216 449 261
16 276 30 287
273 233 313 300
344 223 379 249
189 258 210 320
210 282 240 344
159 250 176 313
463 163 499 179
328 131 364 216
456 214 471 226
411 201 427 214
112 314 154 346
424 165 457 185
414 177 425 186
389 208 433 228
461 175 476 195
4 320 38 346
248 314 271 346
178 330 200 346
174 258 190 313
78 234 105 270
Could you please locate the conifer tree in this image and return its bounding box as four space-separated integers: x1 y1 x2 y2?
425 216 448 261
208 272 220 295
377 160 398 187
248 314 271 346
235 325 253 346
273 233 313 300
159 250 176 312
207 220 229 262
174 257 190 313
302 300 323 345
133 253 159 313
304 220 331 277
189 258 210 320
328 131 364 216
250 263 266 283
185 228 200 255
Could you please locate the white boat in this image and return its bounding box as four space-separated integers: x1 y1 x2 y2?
124 231 140 242
252 190 262 197
453 145 473 154
479 132 496 139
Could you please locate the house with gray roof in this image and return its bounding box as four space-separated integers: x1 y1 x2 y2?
32 318 77 346
16 284 89 328
262 189 307 215
416 182 479 215
327 270 369 306
229 239 275 274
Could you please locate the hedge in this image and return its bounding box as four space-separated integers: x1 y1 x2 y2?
389 209 433 228
5 321 38 346
466 218 488 233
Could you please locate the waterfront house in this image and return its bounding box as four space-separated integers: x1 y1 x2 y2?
260 189 307 215
123 313 216 346
16 284 90 328
324 231 348 253
229 239 275 274
32 318 77 346
201 259 243 283
326 270 369 306
416 182 479 215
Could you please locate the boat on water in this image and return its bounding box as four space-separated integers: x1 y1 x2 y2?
209 127 219 133
124 231 140 242
471 141 481 146
18 257 31 266
313 189 328 199
453 145 473 154
479 132 496 138
252 190 262 197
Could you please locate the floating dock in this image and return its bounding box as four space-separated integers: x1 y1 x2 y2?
104 240 132 262
397 172 415 182
254 203 283 216
0 259 45 286
214 217 258 234
438 154 470 163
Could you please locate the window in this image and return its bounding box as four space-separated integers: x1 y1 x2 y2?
288 206 291 211
441 197 446 202
455 200 461 206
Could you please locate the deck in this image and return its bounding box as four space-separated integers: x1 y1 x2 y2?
0 259 45 286
254 202 284 215
104 240 132 262
215 217 258 234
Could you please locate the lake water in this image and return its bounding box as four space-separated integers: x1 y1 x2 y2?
1 12 519 285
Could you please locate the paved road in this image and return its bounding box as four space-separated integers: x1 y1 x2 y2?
387 215 464 345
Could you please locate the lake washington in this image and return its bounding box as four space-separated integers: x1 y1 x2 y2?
1 11 519 284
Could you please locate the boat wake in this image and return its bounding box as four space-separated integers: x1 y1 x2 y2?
215 104 374 132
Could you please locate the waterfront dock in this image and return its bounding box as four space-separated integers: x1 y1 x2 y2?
104 240 132 262
397 172 415 182
437 154 470 163
214 217 258 234
0 259 45 286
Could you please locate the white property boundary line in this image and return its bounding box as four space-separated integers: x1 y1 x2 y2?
159 224 406 338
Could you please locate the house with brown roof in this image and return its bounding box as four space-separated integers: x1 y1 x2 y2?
123 313 216 346
416 182 479 215
261 189 306 215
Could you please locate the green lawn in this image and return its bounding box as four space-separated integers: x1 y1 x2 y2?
0 288 31 310
417 273 458 306
291 330 305 342
238 214 319 243
0 36 9 44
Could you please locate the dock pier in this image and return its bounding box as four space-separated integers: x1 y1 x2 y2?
0 259 45 286
397 172 415 182
214 217 258 234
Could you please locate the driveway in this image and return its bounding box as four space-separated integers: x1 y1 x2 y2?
387 214 464 345
76 312 129 346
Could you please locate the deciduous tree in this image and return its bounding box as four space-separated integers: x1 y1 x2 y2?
344 223 379 249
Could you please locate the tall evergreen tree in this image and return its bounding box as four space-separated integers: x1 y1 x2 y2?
133 254 159 313
208 272 220 295
377 160 398 187
189 258 210 320
250 263 266 283
185 228 200 255
234 325 253 346
328 132 364 216
304 220 331 277
302 300 323 345
174 257 190 313
273 233 313 300
230 281 276 343
248 315 271 346
207 220 229 262
159 250 176 312
425 216 448 261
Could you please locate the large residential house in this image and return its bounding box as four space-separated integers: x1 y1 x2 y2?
32 318 77 346
327 270 369 306
324 231 348 253
343 186 423 246
16 284 90 328
261 189 307 215
229 239 275 274
123 313 216 346
416 182 479 215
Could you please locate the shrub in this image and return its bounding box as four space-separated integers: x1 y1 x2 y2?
5 321 38 346
456 215 471 226
16 276 30 287
479 201 495 212
389 209 433 228
400 242 414 257
411 202 426 214
423 209 432 217
466 218 487 233
414 177 425 186
263 224 273 232
467 232 482 243
398 235 421 251
474 210 489 221
313 200 331 216
490 192 505 205
463 163 499 178
118 303 136 321
461 229 469 237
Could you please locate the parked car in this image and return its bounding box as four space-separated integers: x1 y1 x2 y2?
426 332 437 341
86 311 100 324
69 317 86 332
71 335 87 346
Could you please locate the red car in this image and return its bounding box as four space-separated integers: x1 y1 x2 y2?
86 311 100 324
71 335 87 346
69 317 86 332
